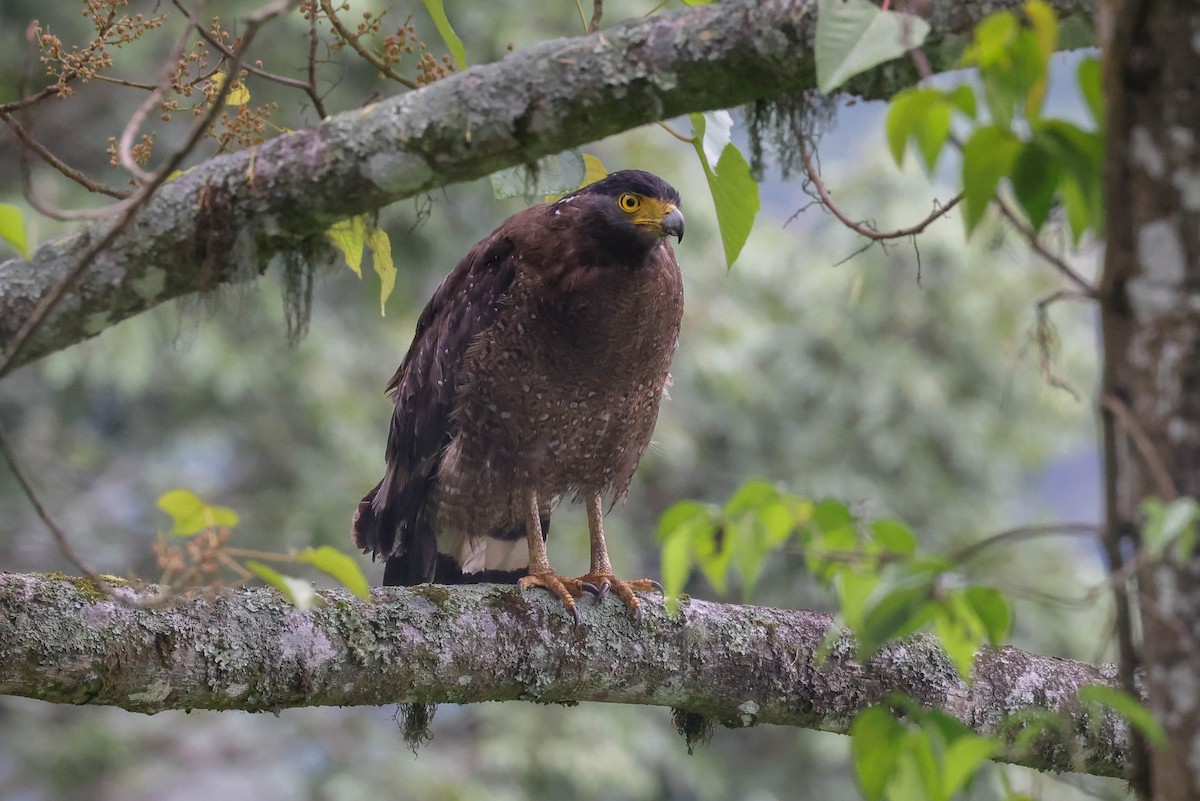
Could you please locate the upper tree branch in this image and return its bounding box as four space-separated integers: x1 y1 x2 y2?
0 0 1093 374
0 572 1127 780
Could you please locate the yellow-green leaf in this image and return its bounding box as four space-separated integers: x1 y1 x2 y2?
960 124 1020 234
422 0 467 69
156 488 239 536
328 216 367 276
366 226 395 314
579 153 608 188
296 546 370 598
0 204 30 259
209 70 250 106
246 561 322 610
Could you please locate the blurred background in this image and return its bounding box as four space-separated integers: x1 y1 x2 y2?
0 1 1118 799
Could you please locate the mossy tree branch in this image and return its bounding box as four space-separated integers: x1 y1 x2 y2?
0 0 1092 374
1 572 1126 779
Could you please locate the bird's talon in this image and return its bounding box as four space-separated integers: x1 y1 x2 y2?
579 581 601 598
648 579 664 593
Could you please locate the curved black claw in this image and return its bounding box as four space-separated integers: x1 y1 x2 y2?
591 581 611 605
647 579 664 594
579 581 602 598
569 602 581 626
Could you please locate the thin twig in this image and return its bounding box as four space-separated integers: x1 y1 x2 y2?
589 0 604 33
1100 393 1179 502
997 197 1098 297
0 0 299 377
1 111 129 199
318 0 418 89
657 120 694 144
799 135 963 241
951 522 1102 564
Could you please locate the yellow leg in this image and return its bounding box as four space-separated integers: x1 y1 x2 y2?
516 487 584 622
576 491 661 620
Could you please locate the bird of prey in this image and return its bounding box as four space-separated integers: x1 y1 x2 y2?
353 169 684 621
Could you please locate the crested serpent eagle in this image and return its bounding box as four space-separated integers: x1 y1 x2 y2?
353 169 684 621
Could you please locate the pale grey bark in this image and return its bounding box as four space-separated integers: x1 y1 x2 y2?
0 0 1092 374
1 571 1127 779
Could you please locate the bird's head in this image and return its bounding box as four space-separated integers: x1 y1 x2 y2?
557 170 684 262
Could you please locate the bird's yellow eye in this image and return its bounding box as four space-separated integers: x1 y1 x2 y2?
617 193 641 213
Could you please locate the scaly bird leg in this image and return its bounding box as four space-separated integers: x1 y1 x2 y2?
575 491 661 620
516 487 594 623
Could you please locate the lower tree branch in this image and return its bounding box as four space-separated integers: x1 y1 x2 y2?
0 571 1128 779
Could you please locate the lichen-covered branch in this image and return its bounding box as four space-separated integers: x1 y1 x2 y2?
1 571 1127 778
0 0 1092 374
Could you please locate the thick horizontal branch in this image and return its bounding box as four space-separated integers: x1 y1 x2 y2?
2 571 1126 778
0 0 1092 373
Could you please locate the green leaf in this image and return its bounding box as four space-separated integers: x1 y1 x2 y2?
156 489 240 536
851 706 906 801
422 0 467 69
365 225 396 314
1009 139 1061 231
859 572 935 656
246 560 322 610
815 0 930 93
886 89 951 171
933 596 987 679
296 546 370 598
960 125 1020 234
689 113 760 268
0 204 30 259
835 569 880 633
1077 57 1104 128
941 733 998 797
1142 496 1200 562
945 84 977 119
1035 120 1104 241
1078 685 1167 747
659 525 693 610
963 585 1011 643
869 518 917 556
328 216 367 276
962 12 1018 70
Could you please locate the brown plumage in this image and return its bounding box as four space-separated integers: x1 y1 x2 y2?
353 169 684 620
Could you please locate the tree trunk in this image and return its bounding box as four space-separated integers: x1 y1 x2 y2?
1101 0 1200 798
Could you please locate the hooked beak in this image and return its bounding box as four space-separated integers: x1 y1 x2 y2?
660 206 685 242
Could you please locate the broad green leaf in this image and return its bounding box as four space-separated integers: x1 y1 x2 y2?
660 525 693 610
1079 685 1167 747
933 596 987 679
815 0 930 93
1077 57 1104 128
860 575 935 656
422 0 467 69
689 113 760 268
365 225 395 314
886 89 950 170
492 151 586 200
945 84 977 119
835 569 880 632
328 216 367 276
962 12 1018 69
960 125 1020 234
1142 496 1200 562
657 499 714 542
1010 139 1061 231
1035 120 1104 235
913 100 952 172
851 707 906 801
870 519 917 556
0 204 30 259
723 478 778 516
296 546 370 598
246 560 322 610
963 585 1011 643
941 733 999 797
156 488 240 536
1023 0 1058 62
